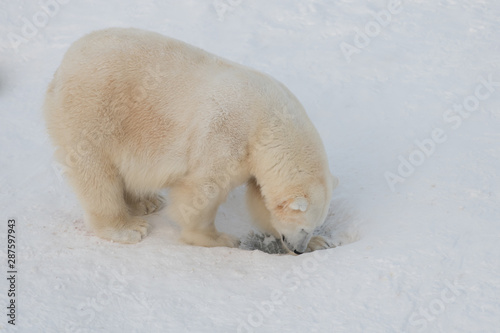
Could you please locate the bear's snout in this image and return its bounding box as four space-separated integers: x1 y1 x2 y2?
281 229 311 255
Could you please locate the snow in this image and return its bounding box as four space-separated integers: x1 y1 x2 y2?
1 0 500 332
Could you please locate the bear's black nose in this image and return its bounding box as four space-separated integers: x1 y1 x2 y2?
293 250 303 255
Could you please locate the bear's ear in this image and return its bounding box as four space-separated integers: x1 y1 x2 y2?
276 196 309 215
289 197 308 212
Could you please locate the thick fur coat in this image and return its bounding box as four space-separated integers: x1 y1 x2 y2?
44 28 337 254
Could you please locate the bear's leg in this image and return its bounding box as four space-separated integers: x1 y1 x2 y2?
245 178 279 237
166 182 240 248
66 155 149 244
124 191 165 216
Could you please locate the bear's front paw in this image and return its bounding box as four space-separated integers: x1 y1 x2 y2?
181 231 240 248
306 236 334 252
216 233 241 248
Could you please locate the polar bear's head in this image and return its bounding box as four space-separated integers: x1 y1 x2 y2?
270 173 338 254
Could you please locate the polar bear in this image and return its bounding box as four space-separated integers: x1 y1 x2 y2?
44 28 338 254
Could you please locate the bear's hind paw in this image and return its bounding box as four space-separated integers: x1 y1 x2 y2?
95 217 149 244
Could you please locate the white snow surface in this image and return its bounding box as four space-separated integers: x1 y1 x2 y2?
1 0 500 332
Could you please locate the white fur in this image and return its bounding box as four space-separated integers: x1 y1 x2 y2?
44 28 337 253
290 197 308 212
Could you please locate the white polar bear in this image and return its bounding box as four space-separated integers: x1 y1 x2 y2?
44 28 338 254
